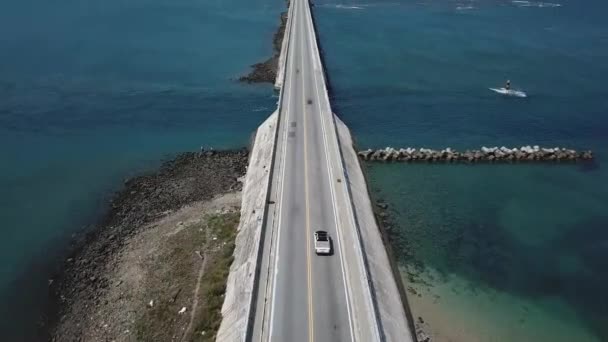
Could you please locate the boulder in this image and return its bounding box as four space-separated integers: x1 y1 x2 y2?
371 150 383 161
358 149 373 160
582 151 594 160
357 146 592 164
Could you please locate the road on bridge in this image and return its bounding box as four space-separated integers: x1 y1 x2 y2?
251 0 361 340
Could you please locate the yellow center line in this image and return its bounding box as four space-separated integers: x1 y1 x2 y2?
304 112 314 342
301 0 314 338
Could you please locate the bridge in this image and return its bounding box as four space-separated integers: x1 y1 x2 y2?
217 0 415 340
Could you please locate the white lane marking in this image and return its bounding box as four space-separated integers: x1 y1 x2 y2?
299 2 316 340
304 2 382 340
302 3 355 341
267 2 297 339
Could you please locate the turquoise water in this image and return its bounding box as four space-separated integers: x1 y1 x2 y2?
2 0 607 339
0 0 282 336
314 0 608 340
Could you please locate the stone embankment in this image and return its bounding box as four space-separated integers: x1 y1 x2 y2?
239 3 289 84
50 149 248 341
359 146 594 163
217 112 278 341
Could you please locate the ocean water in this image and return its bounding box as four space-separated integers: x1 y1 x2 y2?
0 0 282 337
2 0 607 340
314 0 608 340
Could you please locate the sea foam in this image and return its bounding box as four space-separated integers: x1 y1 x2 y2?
512 0 562 8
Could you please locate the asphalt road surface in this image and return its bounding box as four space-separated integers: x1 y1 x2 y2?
253 0 357 340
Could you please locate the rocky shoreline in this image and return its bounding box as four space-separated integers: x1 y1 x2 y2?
359 146 595 163
372 198 432 342
239 3 288 83
48 149 248 341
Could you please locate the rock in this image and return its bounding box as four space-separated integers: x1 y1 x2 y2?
148 300 154 308
417 330 431 342
358 149 373 160
371 150 383 161
50 150 250 340
381 152 393 161
582 151 594 160
178 307 187 314
358 147 592 164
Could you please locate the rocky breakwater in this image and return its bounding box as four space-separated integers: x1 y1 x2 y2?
239 2 289 83
50 149 249 341
358 146 594 163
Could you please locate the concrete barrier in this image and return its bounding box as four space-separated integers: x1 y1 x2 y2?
217 112 278 342
335 117 416 342
299 1 385 340
274 0 294 89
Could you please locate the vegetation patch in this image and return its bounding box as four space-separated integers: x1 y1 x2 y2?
135 212 239 341
192 213 239 341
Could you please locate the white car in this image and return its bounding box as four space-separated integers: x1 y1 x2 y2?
314 230 332 255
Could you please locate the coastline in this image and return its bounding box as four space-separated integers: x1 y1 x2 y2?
401 267 601 342
369 190 601 342
46 4 288 338
366 161 606 342
48 149 248 341
239 2 289 83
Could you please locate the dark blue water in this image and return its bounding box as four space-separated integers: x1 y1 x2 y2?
0 0 282 336
314 0 608 340
2 0 607 339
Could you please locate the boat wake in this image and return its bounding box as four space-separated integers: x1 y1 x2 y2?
489 87 527 98
456 5 476 11
317 3 365 10
512 0 562 8
335 4 365 9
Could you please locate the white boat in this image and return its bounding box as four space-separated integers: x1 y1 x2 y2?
489 87 527 98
